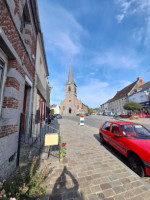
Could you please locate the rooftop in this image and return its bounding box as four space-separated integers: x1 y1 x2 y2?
105 121 140 125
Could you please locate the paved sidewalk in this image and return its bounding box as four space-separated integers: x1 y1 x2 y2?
40 118 150 200
118 117 150 125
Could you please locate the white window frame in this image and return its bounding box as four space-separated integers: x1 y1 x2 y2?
0 49 8 117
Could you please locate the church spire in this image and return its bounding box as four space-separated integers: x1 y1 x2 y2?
68 65 74 83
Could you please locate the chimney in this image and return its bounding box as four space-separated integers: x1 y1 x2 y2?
137 77 142 81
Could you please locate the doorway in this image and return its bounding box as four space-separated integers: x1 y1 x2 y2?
69 108 72 114
22 84 32 134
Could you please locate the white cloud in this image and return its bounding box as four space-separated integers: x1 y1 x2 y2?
115 0 150 47
118 80 132 89
89 72 95 76
116 14 125 23
115 0 150 22
144 17 150 47
93 50 141 69
38 2 87 60
77 78 134 107
132 27 144 43
76 75 83 79
115 0 133 23
77 79 110 107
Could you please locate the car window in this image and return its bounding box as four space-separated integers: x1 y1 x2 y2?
111 124 120 134
120 124 150 139
103 122 111 131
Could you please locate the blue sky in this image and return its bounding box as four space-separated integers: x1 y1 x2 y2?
38 0 150 108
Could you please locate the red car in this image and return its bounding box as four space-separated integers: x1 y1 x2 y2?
99 121 150 177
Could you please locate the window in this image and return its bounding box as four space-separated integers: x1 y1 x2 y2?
63 106 65 110
111 124 120 134
77 105 79 109
0 49 7 116
68 86 71 92
20 12 25 33
103 122 111 131
35 92 45 123
20 2 31 33
0 59 4 98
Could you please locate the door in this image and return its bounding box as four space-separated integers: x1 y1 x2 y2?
22 85 28 134
110 124 126 155
69 108 72 114
101 122 111 143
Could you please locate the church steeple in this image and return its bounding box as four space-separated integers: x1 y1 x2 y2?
68 65 74 84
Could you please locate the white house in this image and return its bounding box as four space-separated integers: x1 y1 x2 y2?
128 81 150 114
51 104 60 114
100 99 112 113
108 77 145 114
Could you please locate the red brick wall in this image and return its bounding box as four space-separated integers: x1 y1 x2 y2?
0 124 18 138
8 60 25 78
0 0 35 79
5 77 20 91
14 0 22 19
2 97 18 109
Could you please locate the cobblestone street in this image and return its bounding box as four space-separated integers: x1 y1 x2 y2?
40 118 150 200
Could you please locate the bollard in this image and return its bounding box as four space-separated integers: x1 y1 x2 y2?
80 115 84 126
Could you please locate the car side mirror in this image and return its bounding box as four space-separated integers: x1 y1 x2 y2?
114 133 122 137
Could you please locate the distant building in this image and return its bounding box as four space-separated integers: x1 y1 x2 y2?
128 81 150 114
100 99 112 113
60 66 88 115
108 77 145 114
51 104 60 114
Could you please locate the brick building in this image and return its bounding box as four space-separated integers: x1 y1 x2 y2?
0 0 49 179
60 66 88 115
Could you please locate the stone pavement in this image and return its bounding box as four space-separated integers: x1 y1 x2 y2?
118 117 150 125
40 118 150 200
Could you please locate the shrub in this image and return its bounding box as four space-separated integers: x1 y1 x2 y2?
124 101 142 111
0 157 47 200
130 116 139 120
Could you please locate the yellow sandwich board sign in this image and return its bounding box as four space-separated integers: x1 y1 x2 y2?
44 133 59 146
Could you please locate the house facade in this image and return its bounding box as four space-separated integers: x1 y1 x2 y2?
108 77 145 114
100 99 112 113
51 104 60 114
32 30 49 135
128 81 150 114
0 0 49 179
60 66 88 115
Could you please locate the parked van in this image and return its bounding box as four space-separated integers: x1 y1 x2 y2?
103 111 115 116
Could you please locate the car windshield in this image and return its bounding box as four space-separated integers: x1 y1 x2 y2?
120 124 150 139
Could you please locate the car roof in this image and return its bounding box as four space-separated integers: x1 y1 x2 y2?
105 121 140 125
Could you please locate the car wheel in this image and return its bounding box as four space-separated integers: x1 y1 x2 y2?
100 134 105 144
128 154 145 177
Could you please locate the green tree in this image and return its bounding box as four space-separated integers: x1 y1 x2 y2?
88 107 93 114
123 101 142 111
51 109 54 114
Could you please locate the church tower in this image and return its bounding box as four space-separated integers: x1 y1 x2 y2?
65 65 77 114
60 65 88 115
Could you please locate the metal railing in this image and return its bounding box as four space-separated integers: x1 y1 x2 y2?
17 113 60 165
